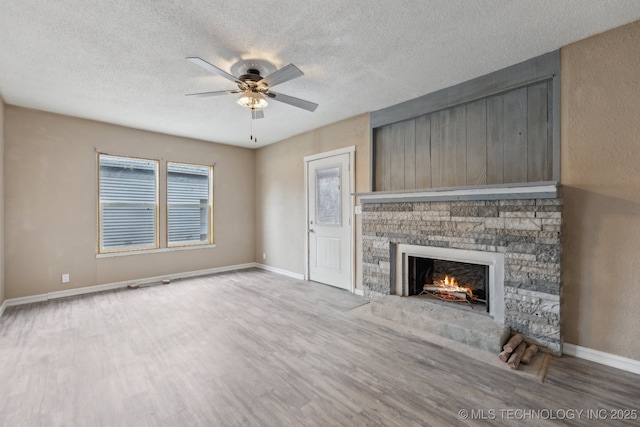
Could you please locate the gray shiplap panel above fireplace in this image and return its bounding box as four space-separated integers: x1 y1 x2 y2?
370 51 560 192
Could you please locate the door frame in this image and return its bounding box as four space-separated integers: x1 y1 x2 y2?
304 146 356 293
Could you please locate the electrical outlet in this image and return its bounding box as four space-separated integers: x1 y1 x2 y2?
355 205 362 214
262 253 266 260
61 273 70 284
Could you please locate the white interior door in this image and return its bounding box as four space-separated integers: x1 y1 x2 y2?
307 151 352 290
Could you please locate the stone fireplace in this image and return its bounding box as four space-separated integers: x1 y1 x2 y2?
360 184 562 355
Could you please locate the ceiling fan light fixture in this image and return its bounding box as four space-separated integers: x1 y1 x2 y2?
237 91 268 110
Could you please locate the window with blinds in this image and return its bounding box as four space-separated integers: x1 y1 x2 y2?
99 154 159 252
167 162 213 247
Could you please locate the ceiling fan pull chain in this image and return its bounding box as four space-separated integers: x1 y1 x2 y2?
250 112 256 142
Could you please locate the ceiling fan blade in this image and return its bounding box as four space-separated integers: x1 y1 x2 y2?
261 64 304 88
266 91 318 112
185 90 238 98
251 110 264 120
186 57 241 84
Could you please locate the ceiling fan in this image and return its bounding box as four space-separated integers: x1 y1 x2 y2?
186 57 318 119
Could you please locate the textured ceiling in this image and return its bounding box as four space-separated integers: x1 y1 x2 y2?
2 1 640 148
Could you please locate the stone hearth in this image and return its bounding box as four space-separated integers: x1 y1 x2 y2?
361 195 562 355
370 296 511 353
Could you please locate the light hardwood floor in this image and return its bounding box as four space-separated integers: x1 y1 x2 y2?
1 269 638 426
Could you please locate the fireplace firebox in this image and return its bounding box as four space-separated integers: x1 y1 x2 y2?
408 256 489 313
392 243 505 324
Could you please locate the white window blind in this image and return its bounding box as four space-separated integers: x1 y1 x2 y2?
99 155 158 252
167 162 212 246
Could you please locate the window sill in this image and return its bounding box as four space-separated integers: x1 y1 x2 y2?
96 244 217 259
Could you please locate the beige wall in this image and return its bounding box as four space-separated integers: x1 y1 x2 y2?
0 96 4 305
561 21 640 360
255 114 370 288
4 106 255 299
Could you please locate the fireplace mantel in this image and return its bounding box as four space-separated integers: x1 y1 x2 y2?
357 181 559 204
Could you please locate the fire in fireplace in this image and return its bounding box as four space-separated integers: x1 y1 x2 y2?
407 257 489 312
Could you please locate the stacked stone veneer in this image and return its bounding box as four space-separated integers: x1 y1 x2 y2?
362 198 562 354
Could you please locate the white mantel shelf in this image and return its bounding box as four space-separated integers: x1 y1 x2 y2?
357 182 559 204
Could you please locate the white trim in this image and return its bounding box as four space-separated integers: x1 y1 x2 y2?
97 244 217 258
348 149 356 294
354 288 364 296
255 263 305 280
303 145 356 163
563 343 640 375
3 263 257 308
358 182 558 204
304 157 309 281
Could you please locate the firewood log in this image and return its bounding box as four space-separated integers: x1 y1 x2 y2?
423 286 447 292
423 287 468 300
507 342 527 369
498 350 511 362
503 333 524 353
521 344 539 365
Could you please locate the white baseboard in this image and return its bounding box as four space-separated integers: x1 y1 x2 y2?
563 343 640 375
255 263 305 280
354 288 364 296
2 263 258 309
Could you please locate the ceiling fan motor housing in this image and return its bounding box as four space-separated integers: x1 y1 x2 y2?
240 69 263 82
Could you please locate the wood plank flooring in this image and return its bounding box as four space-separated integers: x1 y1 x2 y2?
1 269 639 426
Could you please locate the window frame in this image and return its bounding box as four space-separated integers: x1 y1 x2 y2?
166 161 214 248
97 153 160 254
